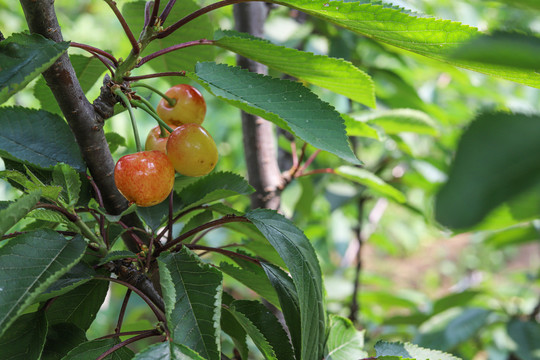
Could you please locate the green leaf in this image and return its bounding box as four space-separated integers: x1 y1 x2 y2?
42 323 87 360
375 340 461 360
483 225 540 249
46 280 109 331
36 262 96 303
0 230 86 338
62 338 134 360
97 250 138 266
0 33 69 104
221 293 249 360
178 171 254 210
353 109 439 136
133 341 207 360
443 308 491 349
229 300 295 360
0 169 61 202
507 319 540 360
214 30 375 107
158 247 222 360
218 260 281 308
261 263 301 360
26 208 69 224
435 112 540 229
343 114 380 140
432 291 482 315
52 163 81 207
335 166 406 203
33 54 105 115
123 0 214 80
105 132 126 154
273 0 540 88
451 31 540 70
191 62 360 165
0 189 41 236
0 107 86 172
0 311 48 360
245 209 325 360
325 315 368 360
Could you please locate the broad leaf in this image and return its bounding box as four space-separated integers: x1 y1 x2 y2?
352 109 439 136
214 30 375 107
507 319 540 360
0 33 69 104
432 291 482 315
0 230 86 338
158 247 222 360
335 166 406 203
261 262 301 360
483 225 540 249
0 169 61 201
97 250 138 266
0 189 41 236
436 112 540 229
325 315 368 360
42 323 87 360
229 300 295 360
221 293 249 360
177 171 254 210
33 54 105 115
0 107 86 172
191 62 360 165
0 311 47 360
52 163 81 208
273 0 540 88
245 209 325 360
375 340 460 360
123 0 214 81
133 341 207 360
36 262 96 302
443 308 491 350
46 280 109 331
343 114 380 140
62 338 134 360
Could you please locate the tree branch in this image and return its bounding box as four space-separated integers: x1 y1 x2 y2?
234 3 283 210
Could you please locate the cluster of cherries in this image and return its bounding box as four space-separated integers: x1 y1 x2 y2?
114 84 218 207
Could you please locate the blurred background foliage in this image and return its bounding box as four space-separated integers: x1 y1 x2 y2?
1 0 540 358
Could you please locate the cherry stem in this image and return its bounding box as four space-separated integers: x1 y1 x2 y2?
157 0 255 39
123 71 186 81
96 329 153 340
117 221 147 249
137 39 214 67
131 82 176 107
155 215 250 255
96 330 161 360
186 244 261 265
298 149 321 176
115 289 132 334
104 0 140 54
144 1 153 28
149 0 160 27
70 42 119 66
298 168 335 177
168 191 174 244
114 88 142 152
159 0 176 24
289 143 308 178
131 99 174 133
155 205 207 244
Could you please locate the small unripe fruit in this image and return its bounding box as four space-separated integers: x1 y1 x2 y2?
145 125 177 154
114 150 175 207
156 84 206 126
166 124 218 177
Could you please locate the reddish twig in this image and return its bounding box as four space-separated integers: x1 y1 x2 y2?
297 149 321 176
96 329 154 340
104 0 140 54
159 0 176 24
137 39 214 67
96 330 161 360
297 168 335 177
154 205 207 244
115 289 132 334
123 71 186 81
70 42 119 66
148 0 160 27
117 221 146 249
186 244 261 265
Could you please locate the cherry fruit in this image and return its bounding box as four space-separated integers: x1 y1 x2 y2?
145 125 177 154
156 84 206 126
114 150 175 207
166 124 218 177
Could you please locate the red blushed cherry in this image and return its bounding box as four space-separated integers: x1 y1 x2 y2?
156 84 206 126
114 150 175 207
145 125 177 154
166 124 218 177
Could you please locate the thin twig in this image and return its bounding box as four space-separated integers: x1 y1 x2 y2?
124 71 186 81
96 329 153 340
159 0 176 24
115 289 132 334
70 42 119 66
117 221 146 249
157 0 255 38
149 0 160 27
168 191 174 244
137 39 214 67
187 244 261 265
154 205 207 244
297 149 321 176
104 0 140 54
96 330 161 360
297 168 335 177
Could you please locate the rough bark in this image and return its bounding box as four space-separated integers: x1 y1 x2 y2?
19 0 144 252
234 3 283 210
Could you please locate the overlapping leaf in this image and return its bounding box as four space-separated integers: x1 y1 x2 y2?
335 166 406 203
0 107 86 172
0 311 47 360
0 33 69 104
375 340 460 360
214 30 375 107
132 341 207 360
62 338 134 360
352 109 439 136
325 315 368 360
0 230 86 338
158 248 222 360
0 190 41 236
191 62 359 164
